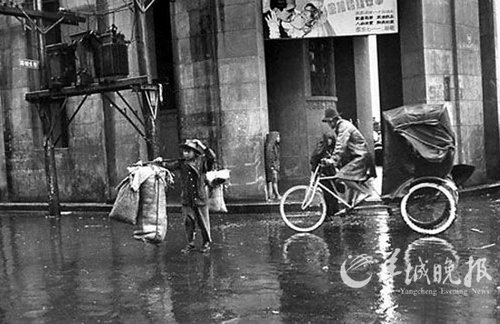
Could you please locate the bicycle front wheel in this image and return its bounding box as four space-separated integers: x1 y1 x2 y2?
401 182 457 235
280 185 326 232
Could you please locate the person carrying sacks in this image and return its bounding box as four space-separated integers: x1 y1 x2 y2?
156 139 216 254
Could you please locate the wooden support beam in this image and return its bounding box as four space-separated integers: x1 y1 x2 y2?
0 4 85 25
32 0 60 217
25 76 149 103
24 75 161 214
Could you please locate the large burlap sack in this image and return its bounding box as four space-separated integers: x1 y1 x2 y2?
133 175 168 244
109 177 139 224
208 184 227 213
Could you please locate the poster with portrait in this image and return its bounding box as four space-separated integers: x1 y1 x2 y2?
262 0 398 39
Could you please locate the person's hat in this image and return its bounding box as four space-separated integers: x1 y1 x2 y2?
180 139 203 155
272 0 295 10
322 107 341 122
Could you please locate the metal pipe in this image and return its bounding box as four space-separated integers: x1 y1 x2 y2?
133 2 153 83
102 93 146 138
55 95 89 146
116 91 145 127
133 1 158 159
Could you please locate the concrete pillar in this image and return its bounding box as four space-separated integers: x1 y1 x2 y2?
480 0 500 179
399 0 426 105
399 0 485 184
171 0 268 200
0 96 8 200
215 1 269 200
353 36 377 153
496 1 500 127
449 0 484 177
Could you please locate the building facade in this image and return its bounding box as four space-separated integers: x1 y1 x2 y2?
0 0 498 203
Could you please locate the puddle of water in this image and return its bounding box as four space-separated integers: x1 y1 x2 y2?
0 193 499 323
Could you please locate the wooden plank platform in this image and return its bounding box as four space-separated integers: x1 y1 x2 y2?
25 76 149 102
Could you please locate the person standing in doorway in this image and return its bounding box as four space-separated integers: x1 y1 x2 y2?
265 131 282 201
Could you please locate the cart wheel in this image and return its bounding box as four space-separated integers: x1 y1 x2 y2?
280 185 326 232
400 182 457 235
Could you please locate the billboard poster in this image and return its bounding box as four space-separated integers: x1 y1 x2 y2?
262 0 398 39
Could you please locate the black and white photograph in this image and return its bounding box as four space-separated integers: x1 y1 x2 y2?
262 0 397 39
0 0 499 323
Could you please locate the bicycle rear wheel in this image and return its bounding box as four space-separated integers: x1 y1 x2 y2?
280 185 326 232
401 182 457 235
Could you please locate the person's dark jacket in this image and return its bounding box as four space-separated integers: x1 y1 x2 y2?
265 132 280 181
310 132 336 175
331 119 376 181
166 148 216 206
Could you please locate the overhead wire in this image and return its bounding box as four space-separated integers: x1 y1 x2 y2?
6 1 152 53
70 2 135 38
4 0 135 30
72 2 132 17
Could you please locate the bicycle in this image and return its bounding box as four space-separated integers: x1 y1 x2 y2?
279 165 373 232
279 104 476 235
279 165 458 234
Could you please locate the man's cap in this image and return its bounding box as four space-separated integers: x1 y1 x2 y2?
271 0 295 10
180 139 203 155
322 107 341 122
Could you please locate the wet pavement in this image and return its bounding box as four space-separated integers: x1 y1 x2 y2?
1 192 500 323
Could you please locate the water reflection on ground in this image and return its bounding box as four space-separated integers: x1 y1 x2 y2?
1 192 500 323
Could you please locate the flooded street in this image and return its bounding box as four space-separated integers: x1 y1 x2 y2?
1 192 500 323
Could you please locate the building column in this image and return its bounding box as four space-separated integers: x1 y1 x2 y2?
216 3 269 200
480 0 500 179
0 97 8 200
353 35 379 153
399 0 485 184
171 0 268 200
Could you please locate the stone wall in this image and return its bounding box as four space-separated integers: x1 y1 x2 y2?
480 0 500 179
400 0 486 184
265 40 311 189
171 0 268 200
0 16 46 201
58 0 145 201
447 0 485 183
0 0 497 202
0 0 152 202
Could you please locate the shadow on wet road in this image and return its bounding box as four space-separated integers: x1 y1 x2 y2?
1 192 500 323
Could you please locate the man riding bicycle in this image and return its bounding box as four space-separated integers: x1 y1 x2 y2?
320 107 377 207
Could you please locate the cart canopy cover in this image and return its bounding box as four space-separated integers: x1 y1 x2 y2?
382 103 456 196
383 103 455 162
